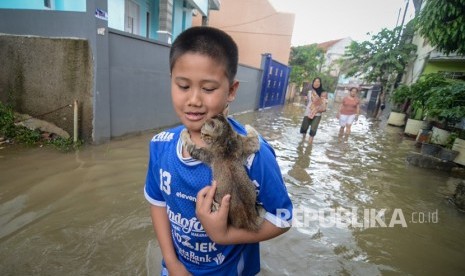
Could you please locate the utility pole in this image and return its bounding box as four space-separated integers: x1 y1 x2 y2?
397 0 410 42
396 8 401 27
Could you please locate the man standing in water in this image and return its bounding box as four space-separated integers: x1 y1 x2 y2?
337 87 360 140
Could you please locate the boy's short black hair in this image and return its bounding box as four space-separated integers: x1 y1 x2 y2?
169 26 238 84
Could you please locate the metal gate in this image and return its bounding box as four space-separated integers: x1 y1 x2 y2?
259 53 291 108
365 84 381 117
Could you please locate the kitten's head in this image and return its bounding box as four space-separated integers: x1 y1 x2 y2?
201 114 233 146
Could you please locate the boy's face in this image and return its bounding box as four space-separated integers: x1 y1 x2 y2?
171 53 238 139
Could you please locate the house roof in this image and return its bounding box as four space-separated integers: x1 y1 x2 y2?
317 38 344 52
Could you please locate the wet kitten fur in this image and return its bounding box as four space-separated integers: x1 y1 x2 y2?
181 114 263 232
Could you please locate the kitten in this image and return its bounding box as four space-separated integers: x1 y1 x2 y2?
181 114 263 232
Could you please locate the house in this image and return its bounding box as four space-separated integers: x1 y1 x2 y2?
0 0 219 43
0 0 269 143
317 37 352 77
403 33 465 84
0 0 86 11
192 0 295 69
314 37 362 102
107 0 221 43
397 9 465 137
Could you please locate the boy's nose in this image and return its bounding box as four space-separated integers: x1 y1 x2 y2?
187 89 202 106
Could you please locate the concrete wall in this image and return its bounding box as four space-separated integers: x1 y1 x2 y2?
108 29 263 137
0 0 102 142
0 34 93 141
0 0 264 143
108 29 175 137
0 0 112 143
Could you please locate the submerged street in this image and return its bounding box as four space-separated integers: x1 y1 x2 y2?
1 102 465 275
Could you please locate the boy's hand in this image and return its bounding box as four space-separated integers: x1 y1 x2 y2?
196 181 231 243
166 260 191 276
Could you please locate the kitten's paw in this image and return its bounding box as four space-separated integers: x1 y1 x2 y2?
180 129 192 146
245 125 258 138
243 125 260 153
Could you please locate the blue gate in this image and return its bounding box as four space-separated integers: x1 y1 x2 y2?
259 53 291 109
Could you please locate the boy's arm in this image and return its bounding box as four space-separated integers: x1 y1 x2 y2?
196 182 290 245
150 205 191 275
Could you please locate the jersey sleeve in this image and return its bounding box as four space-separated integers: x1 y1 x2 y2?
144 139 166 207
248 139 293 228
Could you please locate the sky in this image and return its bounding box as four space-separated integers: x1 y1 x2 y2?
268 0 416 46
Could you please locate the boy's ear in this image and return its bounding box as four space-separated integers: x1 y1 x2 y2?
227 80 239 102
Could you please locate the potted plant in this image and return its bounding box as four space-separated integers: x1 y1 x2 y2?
426 80 465 145
405 73 447 137
387 84 410 127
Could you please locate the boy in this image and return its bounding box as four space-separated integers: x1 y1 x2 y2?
144 26 293 275
308 91 328 119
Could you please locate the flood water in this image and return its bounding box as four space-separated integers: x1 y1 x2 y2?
1 102 465 275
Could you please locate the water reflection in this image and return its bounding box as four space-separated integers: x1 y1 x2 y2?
287 141 313 185
1 103 464 275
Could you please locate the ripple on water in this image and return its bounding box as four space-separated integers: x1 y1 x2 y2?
235 104 465 275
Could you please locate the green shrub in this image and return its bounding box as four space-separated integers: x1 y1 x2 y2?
391 84 411 112
0 102 16 138
426 80 465 128
0 101 82 151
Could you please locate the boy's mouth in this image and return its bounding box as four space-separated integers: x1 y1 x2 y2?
185 112 205 121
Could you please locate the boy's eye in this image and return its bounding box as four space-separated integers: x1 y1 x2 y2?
178 84 189 90
203 87 217 92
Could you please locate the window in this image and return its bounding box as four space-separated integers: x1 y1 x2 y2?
125 0 140 35
44 0 51 9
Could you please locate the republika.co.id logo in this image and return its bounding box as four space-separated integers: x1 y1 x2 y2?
277 207 439 229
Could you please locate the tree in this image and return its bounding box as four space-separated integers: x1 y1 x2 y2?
288 44 337 93
288 44 324 87
342 24 417 96
416 0 465 55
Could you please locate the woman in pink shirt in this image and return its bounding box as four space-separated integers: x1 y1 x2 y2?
337 87 360 139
